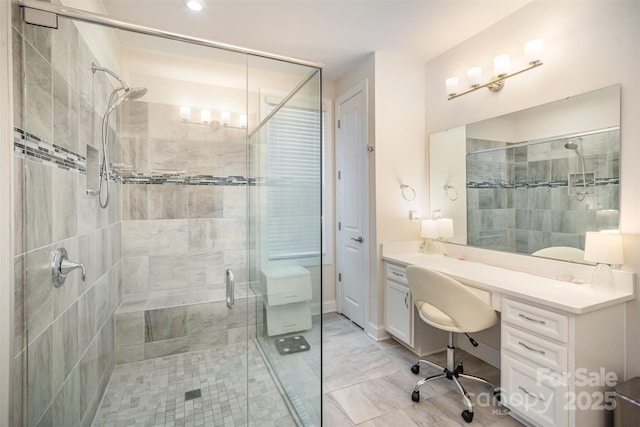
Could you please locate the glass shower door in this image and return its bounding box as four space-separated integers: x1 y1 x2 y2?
15 7 322 426
248 61 323 426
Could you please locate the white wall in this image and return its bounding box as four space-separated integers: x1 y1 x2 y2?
429 126 467 244
466 85 620 142
425 0 640 377
61 0 121 73
373 51 427 334
334 54 376 332
334 52 426 336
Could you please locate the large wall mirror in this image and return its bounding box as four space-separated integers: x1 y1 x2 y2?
429 85 620 264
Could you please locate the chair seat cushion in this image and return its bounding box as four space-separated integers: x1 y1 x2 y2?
416 300 460 331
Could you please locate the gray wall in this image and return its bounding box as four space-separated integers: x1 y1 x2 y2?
117 100 255 363
12 14 122 427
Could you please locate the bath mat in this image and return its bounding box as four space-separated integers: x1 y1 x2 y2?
275 335 310 355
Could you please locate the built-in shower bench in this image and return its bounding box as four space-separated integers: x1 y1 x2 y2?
114 290 255 364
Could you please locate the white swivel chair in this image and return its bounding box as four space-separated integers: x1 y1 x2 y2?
406 265 499 423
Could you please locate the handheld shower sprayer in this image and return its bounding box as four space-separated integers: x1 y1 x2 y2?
91 63 147 209
565 139 587 201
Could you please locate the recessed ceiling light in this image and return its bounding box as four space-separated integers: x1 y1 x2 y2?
185 0 205 12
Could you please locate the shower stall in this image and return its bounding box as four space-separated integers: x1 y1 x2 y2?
11 1 322 426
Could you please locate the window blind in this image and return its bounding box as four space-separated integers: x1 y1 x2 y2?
266 103 322 260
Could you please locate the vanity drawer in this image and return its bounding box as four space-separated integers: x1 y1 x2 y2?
502 354 568 427
502 298 568 343
503 324 568 372
386 264 408 284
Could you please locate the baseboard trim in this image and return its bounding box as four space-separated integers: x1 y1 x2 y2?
311 302 321 316
321 299 337 314
365 322 389 341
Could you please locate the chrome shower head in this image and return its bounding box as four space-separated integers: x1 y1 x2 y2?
92 62 147 114
105 86 148 114
564 141 578 150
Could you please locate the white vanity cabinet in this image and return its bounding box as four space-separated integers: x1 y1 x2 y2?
501 297 625 427
384 263 412 346
383 262 447 355
381 249 634 427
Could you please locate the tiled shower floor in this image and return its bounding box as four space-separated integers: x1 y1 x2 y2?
92 341 296 427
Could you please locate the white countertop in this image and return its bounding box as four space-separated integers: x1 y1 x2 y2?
382 252 635 315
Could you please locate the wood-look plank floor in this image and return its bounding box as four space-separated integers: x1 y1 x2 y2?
322 313 524 426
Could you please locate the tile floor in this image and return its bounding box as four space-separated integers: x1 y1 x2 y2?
93 312 523 427
258 316 321 426
322 313 524 427
92 341 296 427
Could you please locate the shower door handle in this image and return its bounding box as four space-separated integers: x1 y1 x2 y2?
226 269 235 309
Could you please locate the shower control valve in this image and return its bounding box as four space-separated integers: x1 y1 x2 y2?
51 247 86 287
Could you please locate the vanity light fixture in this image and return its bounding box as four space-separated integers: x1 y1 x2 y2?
201 109 212 124
179 108 247 128
185 0 205 12
446 39 544 100
221 111 231 126
180 106 191 121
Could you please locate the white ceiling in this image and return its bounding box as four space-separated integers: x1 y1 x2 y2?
99 0 532 81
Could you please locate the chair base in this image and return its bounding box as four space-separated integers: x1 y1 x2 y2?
409 333 496 424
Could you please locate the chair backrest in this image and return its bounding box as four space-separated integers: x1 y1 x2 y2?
406 265 497 333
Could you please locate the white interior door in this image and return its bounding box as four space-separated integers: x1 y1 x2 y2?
336 82 367 328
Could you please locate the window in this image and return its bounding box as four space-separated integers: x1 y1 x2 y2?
266 103 322 260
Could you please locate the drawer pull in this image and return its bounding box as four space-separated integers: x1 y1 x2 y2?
518 341 546 355
404 293 409 309
391 271 404 277
518 385 545 402
518 313 546 325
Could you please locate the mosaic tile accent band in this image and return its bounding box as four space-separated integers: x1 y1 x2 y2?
13 127 87 174
13 127 254 186
467 177 619 189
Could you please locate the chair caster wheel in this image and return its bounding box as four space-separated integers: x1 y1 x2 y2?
493 389 501 402
461 410 474 423
456 363 464 374
410 364 420 374
411 390 420 402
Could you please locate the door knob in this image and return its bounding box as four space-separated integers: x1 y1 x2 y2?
351 236 364 244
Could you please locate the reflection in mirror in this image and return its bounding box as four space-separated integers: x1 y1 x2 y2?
429 85 620 264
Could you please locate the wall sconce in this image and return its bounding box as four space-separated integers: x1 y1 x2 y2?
239 114 248 128
584 231 623 291
446 38 544 100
